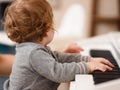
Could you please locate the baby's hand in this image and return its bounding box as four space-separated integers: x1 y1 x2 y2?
86 57 114 73
90 57 114 67
62 43 84 53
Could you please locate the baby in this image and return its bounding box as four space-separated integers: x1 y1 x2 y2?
3 0 114 90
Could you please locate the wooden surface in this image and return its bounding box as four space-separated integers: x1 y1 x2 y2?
90 0 120 37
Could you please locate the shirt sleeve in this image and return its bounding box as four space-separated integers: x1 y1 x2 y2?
29 49 88 83
52 51 90 63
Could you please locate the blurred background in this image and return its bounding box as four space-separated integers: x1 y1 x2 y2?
0 0 120 90
48 0 120 50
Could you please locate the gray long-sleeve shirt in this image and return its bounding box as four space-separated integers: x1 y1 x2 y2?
4 42 89 90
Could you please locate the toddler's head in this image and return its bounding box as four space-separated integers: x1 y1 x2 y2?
3 0 54 43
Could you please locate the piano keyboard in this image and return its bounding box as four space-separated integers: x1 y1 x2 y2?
70 33 120 90
90 50 120 84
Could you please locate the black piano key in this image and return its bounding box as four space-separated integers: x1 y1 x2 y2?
93 75 120 79
94 78 119 84
93 73 120 84
113 67 120 70
90 50 120 84
93 70 120 74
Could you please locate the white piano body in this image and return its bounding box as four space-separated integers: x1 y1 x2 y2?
70 32 120 90
70 75 120 90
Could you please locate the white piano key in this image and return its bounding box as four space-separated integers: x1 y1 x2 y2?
75 75 95 90
69 81 76 90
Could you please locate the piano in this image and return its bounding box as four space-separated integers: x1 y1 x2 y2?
70 32 120 90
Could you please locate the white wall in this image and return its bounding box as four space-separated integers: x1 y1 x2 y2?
53 0 92 38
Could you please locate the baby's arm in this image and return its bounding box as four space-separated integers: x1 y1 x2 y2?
52 43 90 63
53 51 90 63
30 50 88 83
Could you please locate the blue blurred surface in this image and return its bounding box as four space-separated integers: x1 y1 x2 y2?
0 43 15 90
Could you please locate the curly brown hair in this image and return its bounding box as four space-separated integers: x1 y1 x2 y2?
3 0 54 43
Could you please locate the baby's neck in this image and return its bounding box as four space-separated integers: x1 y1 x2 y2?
37 37 49 46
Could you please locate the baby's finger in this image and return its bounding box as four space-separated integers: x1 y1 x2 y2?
102 59 114 67
105 65 113 70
